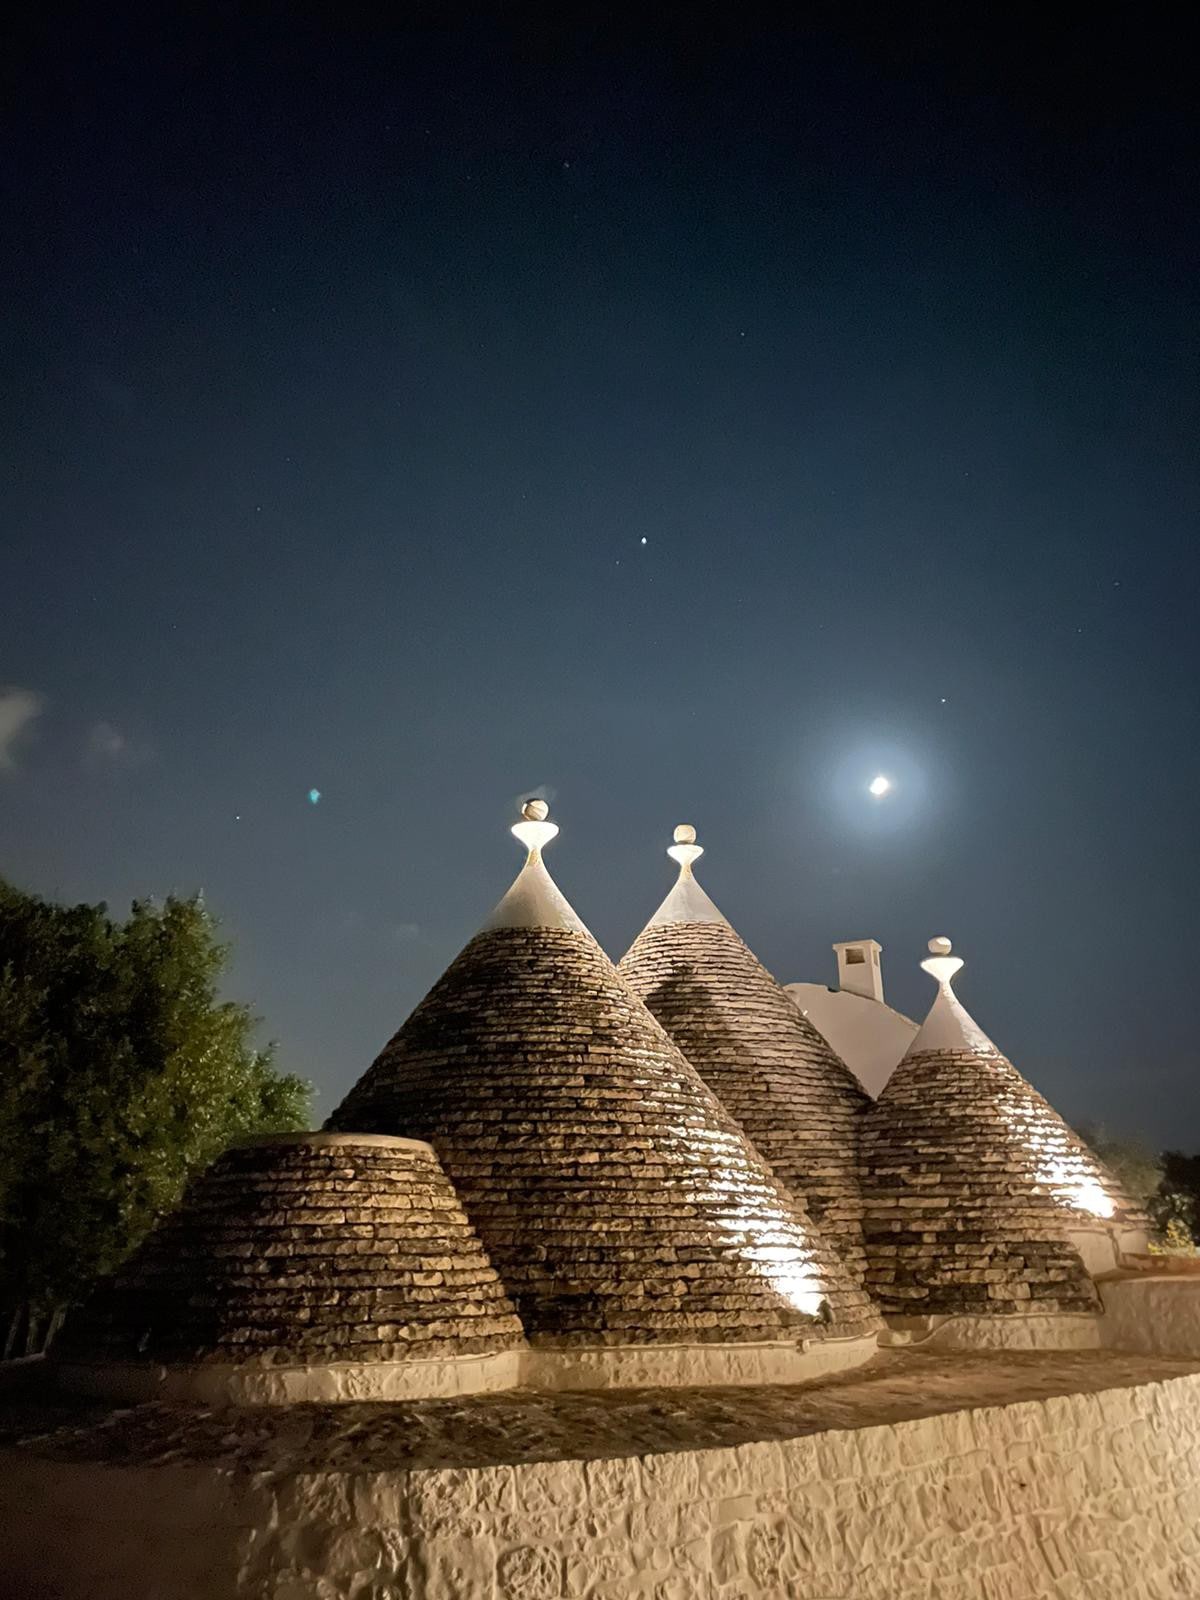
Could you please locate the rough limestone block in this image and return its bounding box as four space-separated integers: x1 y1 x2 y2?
330 925 877 1348
8 1359 1200 1598
860 1044 1131 1321
60 1135 524 1398
620 917 876 1304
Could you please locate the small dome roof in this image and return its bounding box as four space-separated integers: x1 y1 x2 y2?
620 826 876 1294
330 807 876 1346
59 1133 524 1398
860 940 1134 1319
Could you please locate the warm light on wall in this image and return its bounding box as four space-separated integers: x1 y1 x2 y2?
1024 1126 1118 1220
700 1153 829 1319
1066 1180 1117 1220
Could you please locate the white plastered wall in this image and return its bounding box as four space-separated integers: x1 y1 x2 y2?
56 1332 881 1405
5 1368 1200 1599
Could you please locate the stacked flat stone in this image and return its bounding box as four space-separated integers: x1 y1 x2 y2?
860 942 1132 1318
61 1134 524 1367
330 814 877 1346
620 831 874 1291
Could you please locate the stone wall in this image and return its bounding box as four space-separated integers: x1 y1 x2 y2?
1102 1276 1200 1359
861 1045 1107 1317
620 919 874 1291
58 1133 524 1398
5 1368 1200 1598
330 926 876 1344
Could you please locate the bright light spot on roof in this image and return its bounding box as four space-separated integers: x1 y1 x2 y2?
703 1159 830 1319
1026 1129 1119 1220
1068 1181 1116 1220
308 788 322 805
868 774 892 797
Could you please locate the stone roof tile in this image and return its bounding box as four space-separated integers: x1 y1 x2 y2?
619 827 874 1289
860 940 1138 1318
61 1134 524 1368
329 808 878 1345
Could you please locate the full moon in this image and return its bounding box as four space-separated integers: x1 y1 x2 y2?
868 774 892 797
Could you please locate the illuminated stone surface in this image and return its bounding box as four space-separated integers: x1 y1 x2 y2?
620 831 875 1292
1101 1274 1200 1358
520 1331 878 1389
56 1133 524 1399
24 816 1196 1595
328 816 876 1347
4 1348 1200 1597
861 1041 1105 1318
861 943 1143 1320
330 923 874 1345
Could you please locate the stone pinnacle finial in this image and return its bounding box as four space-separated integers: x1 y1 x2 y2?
667 822 704 872
921 934 963 987
511 798 558 858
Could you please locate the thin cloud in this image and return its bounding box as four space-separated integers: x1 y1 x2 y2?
84 720 152 769
0 688 45 771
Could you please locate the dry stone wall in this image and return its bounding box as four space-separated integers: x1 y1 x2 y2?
330 926 877 1344
620 920 873 1289
60 1134 524 1370
1101 1276 1200 1359
4 1368 1200 1598
861 1045 1109 1318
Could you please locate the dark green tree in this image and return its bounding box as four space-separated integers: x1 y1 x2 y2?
0 879 310 1355
1074 1122 1165 1210
1075 1122 1199 1246
1159 1150 1200 1242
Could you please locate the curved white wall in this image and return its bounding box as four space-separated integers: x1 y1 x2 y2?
55 1332 880 1407
1101 1276 1200 1358
785 982 916 1097
4 1368 1200 1598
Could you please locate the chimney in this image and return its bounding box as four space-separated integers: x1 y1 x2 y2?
832 939 884 1003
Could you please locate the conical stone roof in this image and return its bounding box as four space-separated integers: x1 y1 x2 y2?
58 1133 525 1401
619 826 874 1287
329 804 878 1348
860 939 1132 1320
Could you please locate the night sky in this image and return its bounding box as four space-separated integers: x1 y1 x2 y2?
3 12 1197 1143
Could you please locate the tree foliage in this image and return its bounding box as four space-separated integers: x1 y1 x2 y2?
0 878 309 1343
1076 1122 1199 1246
1075 1123 1166 1210
1158 1150 1200 1242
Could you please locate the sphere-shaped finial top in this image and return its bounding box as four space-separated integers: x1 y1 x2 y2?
512 797 557 855
667 822 704 870
920 935 962 988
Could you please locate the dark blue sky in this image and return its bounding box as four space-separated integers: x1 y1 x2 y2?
3 11 1197 1142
